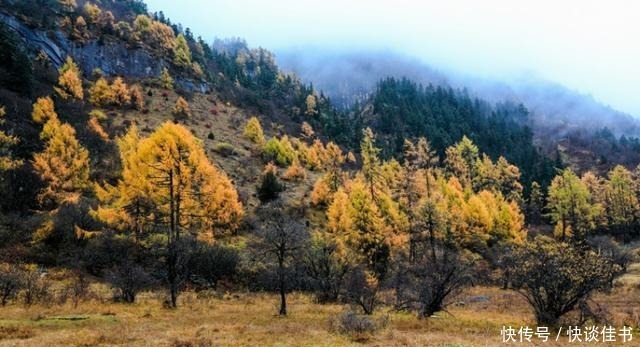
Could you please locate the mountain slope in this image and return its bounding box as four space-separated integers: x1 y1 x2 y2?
276 48 640 138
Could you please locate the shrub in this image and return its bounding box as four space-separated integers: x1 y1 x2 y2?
56 57 83 100
89 77 114 107
212 142 236 157
129 85 144 110
32 96 57 124
107 260 153 303
0 263 22 306
303 234 349 303
63 270 92 307
257 163 283 203
192 63 204 77
263 136 296 166
345 267 380 315
303 139 327 170
301 121 315 139
81 232 138 276
397 247 473 317
20 265 51 306
188 244 239 289
173 97 191 120
282 160 306 181
159 67 174 90
83 3 101 23
110 77 130 106
114 21 133 40
310 176 331 206
329 311 388 342
243 116 265 145
506 237 621 327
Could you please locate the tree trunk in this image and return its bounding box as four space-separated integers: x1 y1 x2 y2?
409 238 416 262
167 168 178 308
279 284 287 316
168 243 178 308
536 311 560 328
279 253 287 316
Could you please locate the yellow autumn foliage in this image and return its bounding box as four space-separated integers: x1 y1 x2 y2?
243 116 265 146
32 97 57 124
282 159 306 181
95 122 243 238
33 117 90 206
56 57 84 100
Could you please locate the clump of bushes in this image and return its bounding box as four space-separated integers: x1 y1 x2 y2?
505 237 621 327
107 262 153 303
263 136 296 166
212 142 236 157
0 263 52 306
257 163 283 203
0 263 21 306
329 311 389 342
88 77 144 110
282 159 306 181
188 244 239 289
173 97 192 120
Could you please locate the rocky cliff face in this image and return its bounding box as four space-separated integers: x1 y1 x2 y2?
0 12 209 93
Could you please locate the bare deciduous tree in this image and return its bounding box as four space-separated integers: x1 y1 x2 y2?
255 201 306 316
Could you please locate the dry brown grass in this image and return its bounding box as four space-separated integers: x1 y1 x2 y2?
0 284 638 347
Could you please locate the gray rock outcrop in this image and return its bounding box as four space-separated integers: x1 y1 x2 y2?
0 12 210 93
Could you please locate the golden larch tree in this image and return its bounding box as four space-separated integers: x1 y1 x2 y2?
305 94 318 116
110 77 131 106
31 97 57 125
95 122 243 307
159 67 174 90
172 97 191 120
56 56 84 100
89 77 114 107
243 116 265 146
33 116 90 207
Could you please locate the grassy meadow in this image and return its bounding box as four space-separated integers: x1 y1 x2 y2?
1 279 640 347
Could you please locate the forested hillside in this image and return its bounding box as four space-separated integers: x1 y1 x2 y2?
317 78 558 192
278 49 640 176
0 1 639 346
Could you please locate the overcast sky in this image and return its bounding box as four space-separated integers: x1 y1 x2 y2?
144 0 640 116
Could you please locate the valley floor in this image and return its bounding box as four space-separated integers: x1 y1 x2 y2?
1 281 639 347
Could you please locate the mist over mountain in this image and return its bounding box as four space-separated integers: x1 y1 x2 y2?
276 48 640 138
275 49 449 108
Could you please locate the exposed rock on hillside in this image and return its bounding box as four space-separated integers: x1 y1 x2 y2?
0 12 208 93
